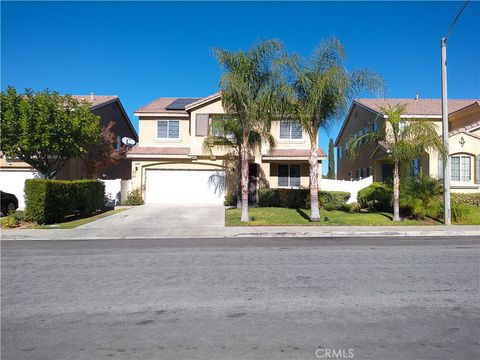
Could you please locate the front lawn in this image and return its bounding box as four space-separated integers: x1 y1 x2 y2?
225 206 480 226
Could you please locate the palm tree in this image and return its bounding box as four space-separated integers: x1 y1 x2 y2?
348 104 446 221
285 37 383 221
214 40 287 222
202 115 268 209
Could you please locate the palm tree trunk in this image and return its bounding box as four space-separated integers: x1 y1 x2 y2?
309 147 320 222
236 159 242 209
240 146 250 222
393 161 400 221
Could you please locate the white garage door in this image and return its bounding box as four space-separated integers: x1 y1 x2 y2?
145 169 225 204
1 170 38 208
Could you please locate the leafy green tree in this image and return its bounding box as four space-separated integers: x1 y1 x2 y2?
0 86 100 179
285 37 383 221
348 104 446 221
214 40 288 222
327 138 335 179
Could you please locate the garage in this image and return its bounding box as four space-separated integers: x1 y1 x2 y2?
145 169 225 204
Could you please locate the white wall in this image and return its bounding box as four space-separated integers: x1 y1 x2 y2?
320 176 373 203
0 170 38 209
102 179 131 206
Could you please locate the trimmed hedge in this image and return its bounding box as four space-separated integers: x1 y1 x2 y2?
451 193 480 207
25 180 105 224
357 182 393 211
258 188 349 210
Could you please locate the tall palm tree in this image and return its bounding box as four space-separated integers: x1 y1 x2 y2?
214 40 287 222
202 115 270 209
285 37 383 221
348 104 446 221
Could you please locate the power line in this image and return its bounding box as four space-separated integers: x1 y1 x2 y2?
444 0 470 42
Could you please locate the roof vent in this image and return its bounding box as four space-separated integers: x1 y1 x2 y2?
415 92 419 101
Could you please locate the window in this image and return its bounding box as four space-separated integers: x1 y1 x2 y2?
356 169 360 179
116 135 121 151
337 146 342 160
278 164 301 187
451 155 471 182
348 171 352 178
280 121 302 139
157 120 179 139
367 166 372 177
345 142 349 156
371 122 378 132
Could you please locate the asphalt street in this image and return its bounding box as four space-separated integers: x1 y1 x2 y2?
1 236 479 360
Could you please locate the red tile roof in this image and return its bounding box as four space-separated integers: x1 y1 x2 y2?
71 95 118 108
128 146 190 156
449 120 480 136
356 98 478 115
135 97 201 114
264 148 326 158
185 92 221 110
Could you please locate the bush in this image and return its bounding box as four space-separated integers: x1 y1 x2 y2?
224 192 237 206
348 202 361 213
25 180 105 224
451 193 480 207
318 191 350 210
451 201 472 222
1 213 17 228
358 183 392 211
122 188 144 206
258 188 349 210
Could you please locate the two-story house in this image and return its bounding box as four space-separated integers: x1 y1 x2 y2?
1 94 138 207
335 97 480 193
128 92 327 204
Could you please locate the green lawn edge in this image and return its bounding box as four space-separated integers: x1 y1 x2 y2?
225 206 480 226
34 208 129 229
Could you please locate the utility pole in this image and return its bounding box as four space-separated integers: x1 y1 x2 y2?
441 0 469 226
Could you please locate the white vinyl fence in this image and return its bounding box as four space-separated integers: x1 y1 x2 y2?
320 176 373 204
102 179 131 207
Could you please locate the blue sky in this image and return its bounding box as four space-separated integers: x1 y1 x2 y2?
2 1 479 174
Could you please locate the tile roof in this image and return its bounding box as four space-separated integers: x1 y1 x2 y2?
449 120 480 136
264 148 326 158
355 98 478 116
71 95 118 108
128 146 190 156
135 97 202 114
185 92 221 110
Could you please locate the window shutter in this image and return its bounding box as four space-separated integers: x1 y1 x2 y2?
476 154 480 184
196 114 209 136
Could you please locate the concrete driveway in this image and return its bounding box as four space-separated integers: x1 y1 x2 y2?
78 204 225 238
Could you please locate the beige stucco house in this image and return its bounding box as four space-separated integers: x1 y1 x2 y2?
335 97 480 193
128 92 326 204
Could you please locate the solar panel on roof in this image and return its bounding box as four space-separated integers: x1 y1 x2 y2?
165 98 201 110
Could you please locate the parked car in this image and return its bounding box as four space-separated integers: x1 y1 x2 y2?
1 191 19 215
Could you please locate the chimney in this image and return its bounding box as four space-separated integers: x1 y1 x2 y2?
415 92 419 101
90 92 94 101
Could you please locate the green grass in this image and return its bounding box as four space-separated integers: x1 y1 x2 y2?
454 205 480 225
226 207 444 226
34 208 128 229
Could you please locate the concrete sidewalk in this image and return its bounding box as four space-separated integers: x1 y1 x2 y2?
2 225 480 240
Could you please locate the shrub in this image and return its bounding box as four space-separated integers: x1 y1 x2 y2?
357 183 392 211
1 213 17 228
451 202 471 223
318 191 350 210
25 180 105 224
224 192 237 206
122 188 144 206
258 188 349 210
451 193 480 207
348 202 361 213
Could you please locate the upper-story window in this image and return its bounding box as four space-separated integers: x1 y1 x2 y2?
337 146 342 160
451 155 471 182
280 120 302 139
210 115 230 137
157 120 179 139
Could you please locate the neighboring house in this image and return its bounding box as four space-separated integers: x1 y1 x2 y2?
127 92 326 204
0 94 138 207
335 97 480 193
